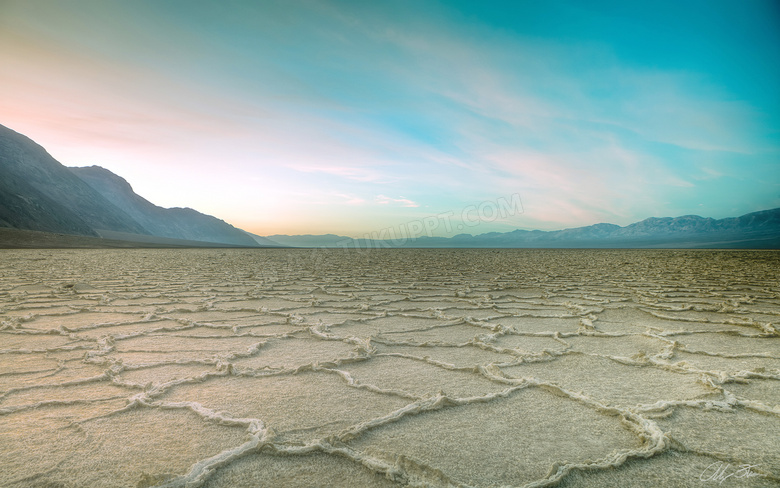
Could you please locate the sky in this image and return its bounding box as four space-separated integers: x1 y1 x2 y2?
1 0 779 238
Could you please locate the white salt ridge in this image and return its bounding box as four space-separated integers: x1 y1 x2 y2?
0 249 778 487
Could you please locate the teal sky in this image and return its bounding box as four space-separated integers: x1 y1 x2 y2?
1 0 778 236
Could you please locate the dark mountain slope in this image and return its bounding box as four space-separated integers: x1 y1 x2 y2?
0 124 148 236
0 123 263 247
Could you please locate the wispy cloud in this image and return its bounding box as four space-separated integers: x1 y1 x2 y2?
375 195 419 207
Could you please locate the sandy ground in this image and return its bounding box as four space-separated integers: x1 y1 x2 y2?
0 248 778 487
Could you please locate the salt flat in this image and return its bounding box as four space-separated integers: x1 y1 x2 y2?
0 249 778 487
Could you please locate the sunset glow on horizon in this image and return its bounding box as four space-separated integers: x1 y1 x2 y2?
1 0 778 237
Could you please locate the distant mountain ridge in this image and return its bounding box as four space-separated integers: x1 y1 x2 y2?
0 123 265 247
1 122 778 249
264 209 780 249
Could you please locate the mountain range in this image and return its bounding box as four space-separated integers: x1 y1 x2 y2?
0 123 272 247
267 207 780 249
1 122 778 249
